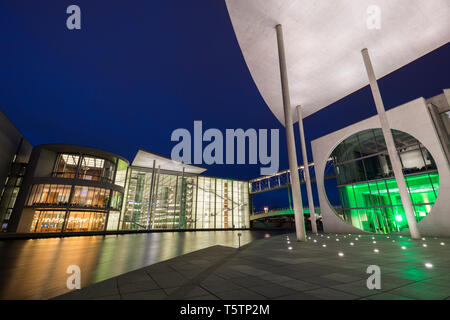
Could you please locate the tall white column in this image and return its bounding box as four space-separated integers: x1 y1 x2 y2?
361 48 421 239
296 105 318 234
276 24 306 241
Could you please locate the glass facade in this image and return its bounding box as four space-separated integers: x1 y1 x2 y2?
29 210 106 232
0 162 27 231
26 152 126 233
23 151 249 233
329 129 439 233
120 168 250 230
27 184 72 206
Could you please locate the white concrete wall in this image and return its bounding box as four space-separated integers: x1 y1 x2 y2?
311 97 450 237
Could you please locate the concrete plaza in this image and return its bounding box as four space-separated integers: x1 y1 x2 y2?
56 232 450 300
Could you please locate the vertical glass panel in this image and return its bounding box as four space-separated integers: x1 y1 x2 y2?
106 211 120 231
352 182 371 208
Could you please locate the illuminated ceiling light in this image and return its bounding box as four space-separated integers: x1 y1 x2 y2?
399 236 403 238
372 241 376 244
327 236 330 239
287 241 291 244
440 242 445 246
358 235 361 238
401 246 406 250
425 262 433 268
355 238 359 241
338 252 344 257
423 244 427 247
336 239 340 242
422 237 426 241
372 237 375 240
344 236 347 238
387 236 390 239
322 244 327 248
350 242 354 246
308 237 311 240
395 215 403 222
374 249 379 253
288 247 293 250
313 239 317 243
392 240 396 242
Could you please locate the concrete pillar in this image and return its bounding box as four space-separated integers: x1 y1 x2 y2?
275 24 306 241
361 48 421 239
296 105 318 234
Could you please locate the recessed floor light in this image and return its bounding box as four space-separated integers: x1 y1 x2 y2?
423 244 427 247
422 237 426 241
336 239 340 242
322 244 327 248
374 249 379 253
288 247 293 250
373 241 376 244
338 252 344 257
392 240 396 242
401 246 406 250
440 242 445 246
313 239 317 243
350 242 354 246
425 262 433 268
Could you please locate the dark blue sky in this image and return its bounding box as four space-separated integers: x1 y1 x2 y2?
1 1 449 209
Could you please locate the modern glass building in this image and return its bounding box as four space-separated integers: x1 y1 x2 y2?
329 128 439 233
8 145 128 233
120 150 250 231
7 146 250 233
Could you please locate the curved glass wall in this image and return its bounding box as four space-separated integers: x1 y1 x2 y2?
121 168 250 230
328 129 439 233
70 186 110 209
27 184 72 206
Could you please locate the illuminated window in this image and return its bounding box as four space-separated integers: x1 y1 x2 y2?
328 129 439 233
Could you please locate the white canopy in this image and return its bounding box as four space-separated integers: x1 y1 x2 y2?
132 149 207 174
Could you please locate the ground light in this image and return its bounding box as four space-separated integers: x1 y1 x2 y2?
322 244 327 248
425 263 433 268
401 246 407 250
423 244 427 247
338 252 344 257
350 242 354 246
441 242 445 246
374 249 379 253
288 247 293 250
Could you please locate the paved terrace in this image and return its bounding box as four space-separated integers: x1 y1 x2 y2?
56 233 450 300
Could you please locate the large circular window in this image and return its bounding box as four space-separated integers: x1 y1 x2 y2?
326 129 439 234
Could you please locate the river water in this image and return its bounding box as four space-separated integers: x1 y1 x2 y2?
0 230 285 299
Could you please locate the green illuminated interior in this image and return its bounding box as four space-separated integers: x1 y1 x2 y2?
339 172 439 233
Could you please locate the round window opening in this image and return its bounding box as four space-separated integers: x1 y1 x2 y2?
325 128 439 234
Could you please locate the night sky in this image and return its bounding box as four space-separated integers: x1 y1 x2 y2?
1 1 449 210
